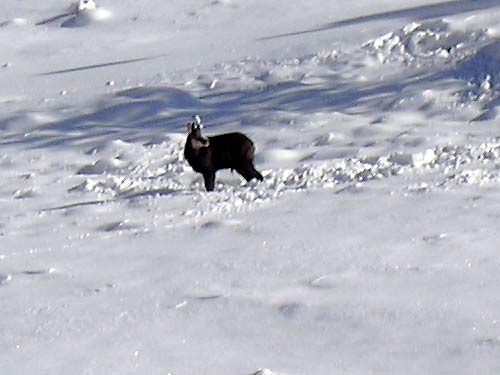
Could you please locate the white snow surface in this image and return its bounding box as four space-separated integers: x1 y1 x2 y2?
2 1 500 374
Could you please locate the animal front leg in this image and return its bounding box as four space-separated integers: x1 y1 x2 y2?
203 171 216 191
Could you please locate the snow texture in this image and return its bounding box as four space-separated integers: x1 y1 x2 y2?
1 1 500 375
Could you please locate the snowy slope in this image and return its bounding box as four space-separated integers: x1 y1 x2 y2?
1 1 500 375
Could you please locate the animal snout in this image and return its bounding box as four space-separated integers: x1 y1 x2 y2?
190 135 210 150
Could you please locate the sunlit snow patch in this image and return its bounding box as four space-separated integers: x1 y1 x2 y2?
75 0 97 11
62 0 112 27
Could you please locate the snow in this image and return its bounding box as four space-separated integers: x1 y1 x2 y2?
1 1 500 374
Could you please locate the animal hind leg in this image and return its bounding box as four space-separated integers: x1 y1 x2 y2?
238 163 263 182
251 164 263 181
244 146 263 181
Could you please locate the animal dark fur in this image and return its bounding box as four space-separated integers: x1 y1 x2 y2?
184 123 263 191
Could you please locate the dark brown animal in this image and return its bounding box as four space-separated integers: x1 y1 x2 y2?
184 119 263 191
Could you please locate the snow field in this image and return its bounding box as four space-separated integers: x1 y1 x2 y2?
1 1 500 374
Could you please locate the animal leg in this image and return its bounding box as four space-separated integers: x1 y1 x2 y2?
252 165 264 181
238 163 263 182
203 171 216 191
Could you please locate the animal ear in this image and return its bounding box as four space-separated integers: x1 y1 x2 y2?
186 122 194 133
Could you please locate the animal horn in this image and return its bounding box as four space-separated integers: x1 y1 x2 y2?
193 115 203 128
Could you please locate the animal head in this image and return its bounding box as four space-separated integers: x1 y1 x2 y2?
186 117 209 150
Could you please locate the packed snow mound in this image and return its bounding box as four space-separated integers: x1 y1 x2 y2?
62 0 112 27
363 19 490 65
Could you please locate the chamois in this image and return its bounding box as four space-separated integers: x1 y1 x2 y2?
184 116 263 191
